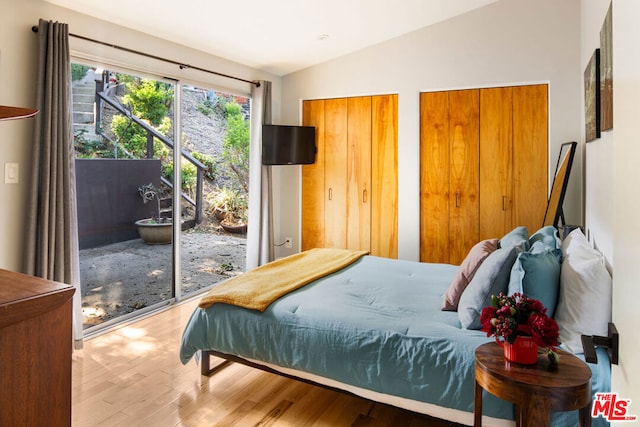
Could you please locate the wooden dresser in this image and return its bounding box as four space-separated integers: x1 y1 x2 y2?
0 268 75 426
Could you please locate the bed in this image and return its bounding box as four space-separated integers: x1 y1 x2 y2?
180 227 612 426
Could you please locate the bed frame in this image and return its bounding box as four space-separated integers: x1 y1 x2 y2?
199 349 468 426
201 349 374 399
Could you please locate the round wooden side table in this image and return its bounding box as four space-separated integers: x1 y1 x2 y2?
474 342 592 427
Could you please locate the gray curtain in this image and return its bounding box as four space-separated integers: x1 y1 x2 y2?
24 19 83 348
246 81 273 269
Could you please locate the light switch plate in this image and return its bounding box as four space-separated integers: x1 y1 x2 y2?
4 163 19 184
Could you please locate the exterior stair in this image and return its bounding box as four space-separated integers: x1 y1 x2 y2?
71 69 100 143
71 67 200 231
159 194 173 219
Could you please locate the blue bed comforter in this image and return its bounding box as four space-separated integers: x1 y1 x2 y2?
180 255 610 425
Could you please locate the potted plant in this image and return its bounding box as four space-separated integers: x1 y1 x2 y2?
210 187 247 234
480 292 560 365
135 183 173 244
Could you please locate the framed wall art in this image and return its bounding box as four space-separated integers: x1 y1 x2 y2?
584 48 600 142
600 2 613 131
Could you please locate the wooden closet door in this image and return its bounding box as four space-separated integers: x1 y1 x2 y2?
420 91 450 263
480 87 514 240
346 96 372 252
323 98 348 248
513 84 548 232
448 90 480 265
302 100 326 250
371 94 398 258
420 90 479 264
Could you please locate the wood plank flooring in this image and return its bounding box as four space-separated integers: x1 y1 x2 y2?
72 297 466 426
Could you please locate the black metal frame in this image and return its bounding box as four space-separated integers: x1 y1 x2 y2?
203 349 412 417
542 141 577 228
32 25 259 87
96 91 205 225
200 349 364 399
581 322 619 365
199 350 473 426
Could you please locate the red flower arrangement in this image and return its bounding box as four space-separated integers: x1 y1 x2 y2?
480 292 560 364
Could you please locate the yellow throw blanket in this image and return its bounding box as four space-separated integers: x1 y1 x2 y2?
198 248 369 311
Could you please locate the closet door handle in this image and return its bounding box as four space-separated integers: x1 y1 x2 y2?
362 189 367 203
502 196 506 211
328 188 333 201
455 192 460 208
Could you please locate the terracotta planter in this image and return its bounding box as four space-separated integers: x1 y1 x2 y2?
221 221 247 234
135 218 173 245
213 207 226 221
498 336 539 365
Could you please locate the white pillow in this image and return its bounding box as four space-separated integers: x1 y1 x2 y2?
555 234 612 353
561 227 591 257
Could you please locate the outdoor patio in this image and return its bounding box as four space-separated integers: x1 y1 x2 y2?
79 229 246 328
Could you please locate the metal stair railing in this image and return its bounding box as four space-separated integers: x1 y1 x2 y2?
96 90 205 225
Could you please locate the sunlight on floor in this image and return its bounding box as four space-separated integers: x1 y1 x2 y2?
87 324 160 358
119 326 148 339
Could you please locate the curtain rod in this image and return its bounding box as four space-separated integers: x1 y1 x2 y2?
31 26 260 88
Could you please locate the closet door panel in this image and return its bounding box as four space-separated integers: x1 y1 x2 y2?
480 87 514 240
323 98 349 248
448 89 480 265
371 94 398 258
420 91 450 263
513 84 548 232
347 96 372 252
301 100 325 250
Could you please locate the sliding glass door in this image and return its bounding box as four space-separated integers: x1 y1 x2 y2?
178 83 250 299
73 64 176 330
72 61 249 333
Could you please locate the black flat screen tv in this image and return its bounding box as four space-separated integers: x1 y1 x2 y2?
262 124 316 165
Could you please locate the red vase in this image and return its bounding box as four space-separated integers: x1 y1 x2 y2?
499 336 539 365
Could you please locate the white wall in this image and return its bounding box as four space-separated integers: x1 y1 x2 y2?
0 0 280 271
611 0 640 418
278 0 582 261
582 0 640 415
582 1 615 263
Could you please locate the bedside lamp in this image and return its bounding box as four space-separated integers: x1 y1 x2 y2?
0 105 38 121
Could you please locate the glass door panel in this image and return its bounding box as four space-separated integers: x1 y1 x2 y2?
73 63 176 330
178 84 249 298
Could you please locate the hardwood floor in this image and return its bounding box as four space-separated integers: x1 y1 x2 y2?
72 297 465 427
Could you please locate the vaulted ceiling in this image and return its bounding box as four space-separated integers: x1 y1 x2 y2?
44 0 497 76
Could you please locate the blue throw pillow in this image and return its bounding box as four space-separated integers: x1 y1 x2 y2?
529 226 561 253
508 244 562 317
499 226 529 251
458 246 517 329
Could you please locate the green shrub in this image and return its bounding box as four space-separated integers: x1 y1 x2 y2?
222 103 250 191
122 79 173 126
223 101 242 118
192 151 217 181
111 116 147 157
196 99 216 117
163 160 197 194
182 162 197 191
74 129 115 158
115 73 136 87
71 64 89 81
106 77 173 161
111 115 170 160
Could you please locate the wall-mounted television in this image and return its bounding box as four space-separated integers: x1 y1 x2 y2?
262 124 316 165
